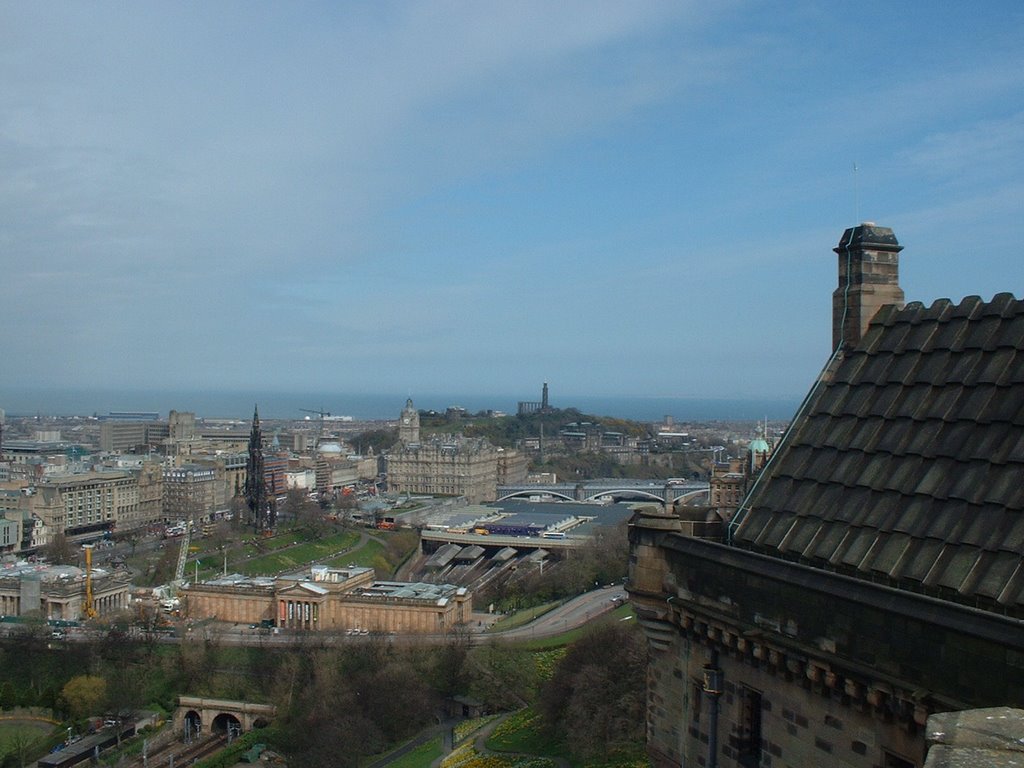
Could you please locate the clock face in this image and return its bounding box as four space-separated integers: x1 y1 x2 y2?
403 417 410 424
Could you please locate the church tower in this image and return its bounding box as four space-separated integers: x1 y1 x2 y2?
398 398 420 445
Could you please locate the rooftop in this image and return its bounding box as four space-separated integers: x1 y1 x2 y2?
734 293 1024 615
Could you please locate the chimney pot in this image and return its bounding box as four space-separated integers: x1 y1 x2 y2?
831 224 904 351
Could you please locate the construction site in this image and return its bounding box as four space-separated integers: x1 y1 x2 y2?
0 544 129 621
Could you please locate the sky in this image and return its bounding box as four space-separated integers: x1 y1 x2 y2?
2 1 1023 411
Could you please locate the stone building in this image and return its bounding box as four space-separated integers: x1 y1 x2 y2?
182 565 472 633
496 447 529 487
708 428 774 519
0 488 41 553
386 399 514 503
0 562 131 620
162 464 217 524
32 471 139 541
179 453 247 515
0 515 17 552
127 460 164 531
629 224 1024 768
398 398 420 445
168 410 197 442
708 458 748 515
387 435 501 503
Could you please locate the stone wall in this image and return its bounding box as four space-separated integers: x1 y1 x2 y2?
185 586 275 624
628 507 1024 768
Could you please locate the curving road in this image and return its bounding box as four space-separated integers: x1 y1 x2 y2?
489 587 627 641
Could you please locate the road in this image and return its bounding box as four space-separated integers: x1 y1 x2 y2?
491 587 627 641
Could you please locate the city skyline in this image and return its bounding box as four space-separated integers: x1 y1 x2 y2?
2 2 1022 404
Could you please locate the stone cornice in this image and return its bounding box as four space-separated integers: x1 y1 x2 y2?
659 533 1023 648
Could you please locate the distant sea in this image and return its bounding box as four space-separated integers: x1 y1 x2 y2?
0 388 801 423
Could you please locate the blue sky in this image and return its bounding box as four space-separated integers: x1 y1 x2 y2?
2 1 1022 407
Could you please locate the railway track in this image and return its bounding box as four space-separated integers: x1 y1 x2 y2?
122 733 226 768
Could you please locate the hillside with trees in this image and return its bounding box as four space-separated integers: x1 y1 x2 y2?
0 617 647 768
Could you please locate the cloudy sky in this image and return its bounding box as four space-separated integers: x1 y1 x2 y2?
2 1 1022 410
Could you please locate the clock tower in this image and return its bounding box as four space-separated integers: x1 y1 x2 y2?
398 398 420 444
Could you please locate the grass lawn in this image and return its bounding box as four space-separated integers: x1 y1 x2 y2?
240 529 313 557
231 531 360 576
326 537 384 570
0 718 57 759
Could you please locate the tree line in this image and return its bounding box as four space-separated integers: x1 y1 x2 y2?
0 618 646 767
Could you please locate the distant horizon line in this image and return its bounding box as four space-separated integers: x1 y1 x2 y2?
0 387 802 423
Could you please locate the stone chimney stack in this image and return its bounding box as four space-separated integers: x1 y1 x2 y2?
832 222 904 351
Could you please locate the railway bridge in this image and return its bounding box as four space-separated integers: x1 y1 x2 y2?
496 479 708 504
175 696 275 738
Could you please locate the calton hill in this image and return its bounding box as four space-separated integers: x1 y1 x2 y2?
380 405 751 482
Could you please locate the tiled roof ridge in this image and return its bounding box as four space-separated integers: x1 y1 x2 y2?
872 293 1022 328
733 288 1024 615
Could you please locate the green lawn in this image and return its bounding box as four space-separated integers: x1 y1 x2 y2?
326 538 384 570
0 718 57 763
325 540 382 573
195 531 361 577
0 719 55 739
239 529 312 557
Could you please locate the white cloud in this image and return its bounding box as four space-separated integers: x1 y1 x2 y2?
897 112 1024 181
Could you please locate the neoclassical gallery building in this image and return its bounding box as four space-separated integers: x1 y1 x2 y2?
181 564 472 634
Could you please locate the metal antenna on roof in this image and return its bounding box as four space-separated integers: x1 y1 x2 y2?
853 161 860 223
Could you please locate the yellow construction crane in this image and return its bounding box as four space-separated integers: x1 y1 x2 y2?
82 544 97 619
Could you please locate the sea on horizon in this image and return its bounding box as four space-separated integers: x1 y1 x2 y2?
0 388 801 424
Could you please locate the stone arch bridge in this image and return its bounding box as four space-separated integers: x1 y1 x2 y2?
497 480 709 504
174 697 275 738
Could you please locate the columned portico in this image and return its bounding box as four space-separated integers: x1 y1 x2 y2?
276 588 325 630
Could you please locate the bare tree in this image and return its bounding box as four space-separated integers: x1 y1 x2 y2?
468 640 537 711
42 532 74 565
6 727 34 768
538 623 647 761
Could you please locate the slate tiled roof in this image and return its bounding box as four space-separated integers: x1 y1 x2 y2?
733 293 1024 616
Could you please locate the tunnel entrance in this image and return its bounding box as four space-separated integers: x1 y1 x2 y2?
211 713 241 735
